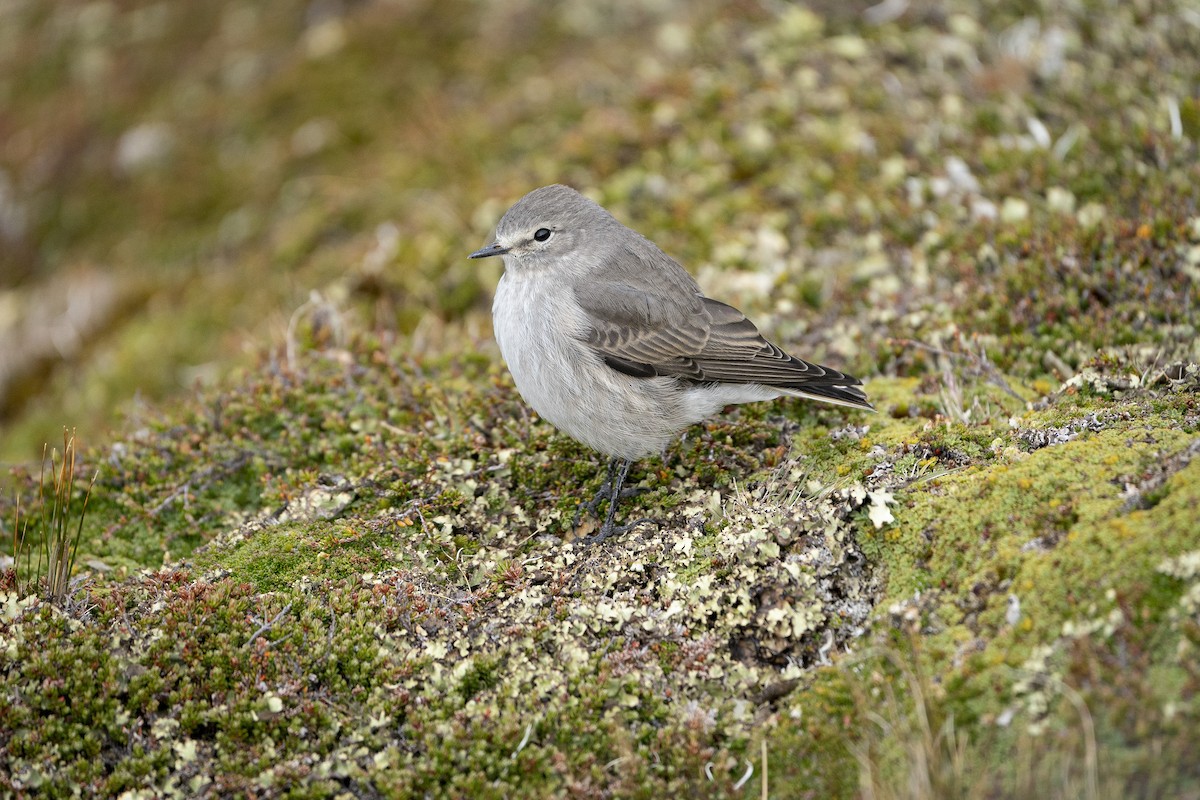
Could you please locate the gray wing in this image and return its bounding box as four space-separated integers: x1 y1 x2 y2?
572 277 873 410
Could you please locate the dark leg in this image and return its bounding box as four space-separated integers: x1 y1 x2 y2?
587 458 654 544
573 457 621 527
571 457 656 544
597 458 633 539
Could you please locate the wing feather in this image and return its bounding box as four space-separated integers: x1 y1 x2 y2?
573 278 873 411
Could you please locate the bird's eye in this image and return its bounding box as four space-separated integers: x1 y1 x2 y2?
533 228 552 242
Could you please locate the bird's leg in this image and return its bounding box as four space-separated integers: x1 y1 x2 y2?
574 457 620 527
589 458 631 543
572 457 655 544
606 458 632 523
602 456 621 506
587 458 655 544
574 457 645 524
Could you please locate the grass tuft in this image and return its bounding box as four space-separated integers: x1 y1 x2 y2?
9 429 97 604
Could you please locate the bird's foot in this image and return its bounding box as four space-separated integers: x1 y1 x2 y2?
572 485 643 527
583 516 656 546
571 457 649 544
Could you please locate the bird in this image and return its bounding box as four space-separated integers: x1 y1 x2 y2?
469 184 872 542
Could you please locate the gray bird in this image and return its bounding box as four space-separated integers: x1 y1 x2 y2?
470 184 872 542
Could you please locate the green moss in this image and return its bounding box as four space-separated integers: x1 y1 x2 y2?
3 0 1200 796
458 656 503 701
870 405 1197 602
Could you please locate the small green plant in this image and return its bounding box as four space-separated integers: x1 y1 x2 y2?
10 429 97 603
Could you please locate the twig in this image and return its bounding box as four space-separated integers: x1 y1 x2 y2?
243 602 294 650
733 758 754 791
761 739 769 800
510 723 533 759
892 336 1025 403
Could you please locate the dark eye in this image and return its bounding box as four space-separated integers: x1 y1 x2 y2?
533 228 552 242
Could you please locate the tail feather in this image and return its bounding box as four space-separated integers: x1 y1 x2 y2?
775 382 875 412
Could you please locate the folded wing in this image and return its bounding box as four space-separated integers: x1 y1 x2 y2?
573 279 873 411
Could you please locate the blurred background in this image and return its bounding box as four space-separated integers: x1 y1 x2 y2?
0 0 727 464
2 0 1197 467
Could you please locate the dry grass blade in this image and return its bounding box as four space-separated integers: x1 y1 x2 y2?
10 428 97 603
845 644 1106 800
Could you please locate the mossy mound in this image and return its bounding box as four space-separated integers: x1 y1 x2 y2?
2 0 1199 796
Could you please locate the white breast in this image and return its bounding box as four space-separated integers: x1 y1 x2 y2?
492 271 707 460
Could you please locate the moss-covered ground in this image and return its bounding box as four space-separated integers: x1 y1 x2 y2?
1 0 1198 797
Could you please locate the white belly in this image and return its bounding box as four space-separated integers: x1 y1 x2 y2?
491 272 784 461
492 273 670 460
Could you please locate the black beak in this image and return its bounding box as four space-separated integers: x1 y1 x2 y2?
468 242 509 259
